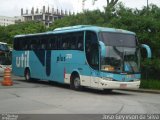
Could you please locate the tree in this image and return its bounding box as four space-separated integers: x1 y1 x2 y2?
106 0 119 8
0 21 46 44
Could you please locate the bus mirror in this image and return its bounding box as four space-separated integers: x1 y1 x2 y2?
141 44 152 58
99 41 107 57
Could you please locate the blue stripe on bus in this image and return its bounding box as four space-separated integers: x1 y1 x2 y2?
46 50 51 76
33 50 45 66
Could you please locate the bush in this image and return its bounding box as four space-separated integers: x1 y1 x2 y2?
141 58 160 80
140 79 160 89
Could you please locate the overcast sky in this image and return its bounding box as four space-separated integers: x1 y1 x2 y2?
0 0 160 17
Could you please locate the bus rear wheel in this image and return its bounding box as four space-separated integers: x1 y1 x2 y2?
24 69 31 81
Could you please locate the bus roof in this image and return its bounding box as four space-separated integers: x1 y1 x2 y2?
15 32 47 38
52 25 135 35
14 25 135 38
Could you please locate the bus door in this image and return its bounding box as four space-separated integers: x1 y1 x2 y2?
85 31 100 88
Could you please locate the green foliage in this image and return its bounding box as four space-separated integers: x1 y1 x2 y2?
49 10 105 30
0 21 46 44
140 79 160 90
141 58 160 80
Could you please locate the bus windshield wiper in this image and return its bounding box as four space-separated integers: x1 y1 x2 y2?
113 46 124 72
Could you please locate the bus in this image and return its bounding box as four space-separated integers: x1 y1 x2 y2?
0 42 12 76
12 25 151 91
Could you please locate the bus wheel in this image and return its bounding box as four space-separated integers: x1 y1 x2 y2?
72 77 82 91
103 89 112 93
25 69 31 81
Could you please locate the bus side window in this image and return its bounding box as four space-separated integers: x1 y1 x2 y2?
48 35 57 50
24 43 28 50
57 34 62 50
23 38 29 50
41 40 46 49
14 38 21 50
30 37 38 50
70 37 76 49
30 41 36 50
27 39 32 50
52 37 57 50
47 35 53 50
30 44 34 49
39 36 47 50
47 40 52 50
62 34 69 50
77 35 83 51
77 42 82 50
20 38 26 50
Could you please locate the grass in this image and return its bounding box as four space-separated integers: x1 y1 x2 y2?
140 79 160 90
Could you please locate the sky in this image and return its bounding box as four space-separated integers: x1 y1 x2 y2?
0 0 160 17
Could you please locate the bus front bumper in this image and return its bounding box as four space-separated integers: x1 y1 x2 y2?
98 79 140 89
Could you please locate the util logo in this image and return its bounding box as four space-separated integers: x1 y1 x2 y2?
16 51 29 68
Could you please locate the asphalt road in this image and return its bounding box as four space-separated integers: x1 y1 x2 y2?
0 76 160 114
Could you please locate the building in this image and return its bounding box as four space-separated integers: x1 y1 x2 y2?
21 6 73 27
0 16 15 26
14 16 23 23
0 16 23 26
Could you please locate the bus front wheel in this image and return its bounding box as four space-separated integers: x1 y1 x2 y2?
71 76 82 91
24 69 31 81
103 89 112 93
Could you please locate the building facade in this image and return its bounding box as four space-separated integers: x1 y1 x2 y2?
21 6 73 27
0 16 15 26
0 16 23 26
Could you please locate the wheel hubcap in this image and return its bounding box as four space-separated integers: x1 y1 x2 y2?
26 72 29 80
74 78 80 88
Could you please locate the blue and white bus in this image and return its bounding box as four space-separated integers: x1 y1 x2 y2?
12 25 151 91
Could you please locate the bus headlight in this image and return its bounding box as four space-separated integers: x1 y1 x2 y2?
104 66 115 71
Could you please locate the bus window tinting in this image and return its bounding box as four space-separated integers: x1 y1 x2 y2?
14 32 84 51
100 32 136 47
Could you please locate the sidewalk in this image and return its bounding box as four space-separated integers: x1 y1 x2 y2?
120 88 160 94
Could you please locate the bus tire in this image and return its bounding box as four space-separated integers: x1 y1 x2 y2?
24 69 31 81
103 89 112 93
71 76 82 91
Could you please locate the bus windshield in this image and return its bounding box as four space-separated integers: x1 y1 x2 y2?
100 32 140 74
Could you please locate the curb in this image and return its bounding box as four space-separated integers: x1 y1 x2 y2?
120 89 160 94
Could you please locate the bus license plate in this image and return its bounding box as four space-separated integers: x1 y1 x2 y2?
120 84 127 88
